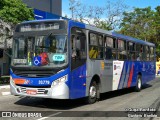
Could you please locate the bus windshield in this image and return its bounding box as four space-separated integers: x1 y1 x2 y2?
12 34 68 68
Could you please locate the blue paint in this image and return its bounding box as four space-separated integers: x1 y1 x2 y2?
68 20 85 30
112 32 155 47
34 9 46 20
118 61 126 89
34 9 62 20
117 61 156 89
70 64 87 99
10 67 70 87
67 20 86 99
53 54 65 61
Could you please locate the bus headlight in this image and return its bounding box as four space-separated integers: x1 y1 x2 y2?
51 75 68 87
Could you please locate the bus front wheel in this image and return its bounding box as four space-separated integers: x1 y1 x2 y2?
86 81 98 104
135 75 142 92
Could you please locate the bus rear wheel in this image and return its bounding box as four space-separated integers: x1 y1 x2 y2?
135 75 142 92
86 81 98 104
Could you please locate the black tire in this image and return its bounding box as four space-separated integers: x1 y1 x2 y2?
86 81 98 104
135 75 142 92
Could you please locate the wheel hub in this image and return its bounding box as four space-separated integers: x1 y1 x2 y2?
138 78 141 89
89 86 96 98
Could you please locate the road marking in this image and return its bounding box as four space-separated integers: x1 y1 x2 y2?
2 92 11 96
0 85 10 89
37 112 62 120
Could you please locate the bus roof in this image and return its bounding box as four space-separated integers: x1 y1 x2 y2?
85 24 112 35
20 19 155 47
21 19 65 24
112 32 155 47
69 20 155 47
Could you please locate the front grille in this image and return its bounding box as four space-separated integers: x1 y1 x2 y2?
13 70 55 78
16 84 51 88
20 87 47 94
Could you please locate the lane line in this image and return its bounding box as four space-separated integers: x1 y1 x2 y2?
37 112 62 120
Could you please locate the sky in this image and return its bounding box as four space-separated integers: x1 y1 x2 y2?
62 0 160 17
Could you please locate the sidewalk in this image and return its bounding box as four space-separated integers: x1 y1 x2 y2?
0 85 10 96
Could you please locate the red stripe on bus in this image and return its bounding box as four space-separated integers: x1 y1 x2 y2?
127 64 134 87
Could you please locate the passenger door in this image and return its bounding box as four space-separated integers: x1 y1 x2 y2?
70 27 87 99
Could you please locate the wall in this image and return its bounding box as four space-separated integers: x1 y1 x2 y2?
22 0 62 16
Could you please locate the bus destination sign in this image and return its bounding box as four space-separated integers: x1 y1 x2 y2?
16 21 65 32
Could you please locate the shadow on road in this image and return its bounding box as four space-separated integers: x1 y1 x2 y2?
14 84 152 110
100 84 152 101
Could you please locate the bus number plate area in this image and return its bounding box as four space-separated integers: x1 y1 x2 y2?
26 89 37 95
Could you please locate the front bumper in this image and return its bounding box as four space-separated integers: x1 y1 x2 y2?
10 80 69 99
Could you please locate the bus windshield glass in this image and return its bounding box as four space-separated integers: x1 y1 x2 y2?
12 34 68 68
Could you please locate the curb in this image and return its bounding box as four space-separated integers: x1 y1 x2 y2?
1 92 11 96
0 85 10 89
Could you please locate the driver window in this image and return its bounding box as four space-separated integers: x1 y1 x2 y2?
71 27 86 70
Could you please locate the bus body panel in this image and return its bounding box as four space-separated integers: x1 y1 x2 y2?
69 64 87 99
10 67 70 99
68 20 86 99
86 60 156 94
10 19 156 100
10 80 69 99
114 61 155 90
86 59 113 94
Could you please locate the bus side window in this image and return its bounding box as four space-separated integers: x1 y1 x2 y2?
150 47 154 61
105 47 112 59
118 39 127 60
89 33 103 59
104 36 116 60
97 35 103 59
136 44 142 61
128 42 136 61
89 33 98 59
72 35 86 59
142 46 146 61
146 46 150 61
0 49 3 59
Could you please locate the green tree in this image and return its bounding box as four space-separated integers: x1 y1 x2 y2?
0 0 34 24
68 0 128 30
154 6 160 56
119 6 160 57
95 20 112 30
119 7 155 41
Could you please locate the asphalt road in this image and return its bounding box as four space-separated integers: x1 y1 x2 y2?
0 77 160 120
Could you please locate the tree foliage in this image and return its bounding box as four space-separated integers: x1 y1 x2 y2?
118 6 160 56
0 0 34 24
119 7 155 41
68 0 128 30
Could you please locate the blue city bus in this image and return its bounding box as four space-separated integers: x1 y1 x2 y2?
10 19 156 103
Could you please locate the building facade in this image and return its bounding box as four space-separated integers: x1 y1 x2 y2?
22 0 62 16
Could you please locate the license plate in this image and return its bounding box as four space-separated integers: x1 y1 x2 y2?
26 90 37 95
